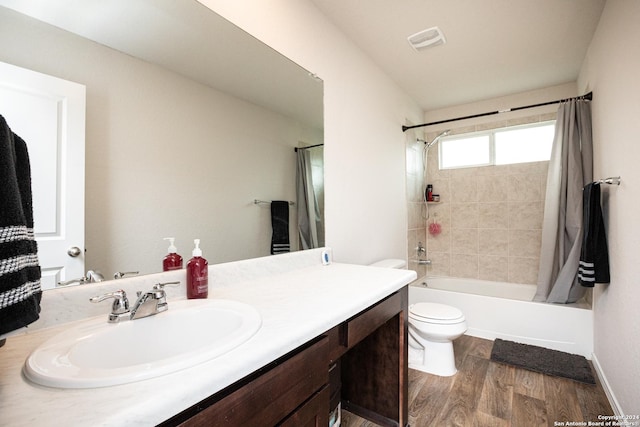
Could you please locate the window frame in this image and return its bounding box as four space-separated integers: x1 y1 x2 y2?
438 120 556 170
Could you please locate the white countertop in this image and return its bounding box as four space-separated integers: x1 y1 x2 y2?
0 250 416 426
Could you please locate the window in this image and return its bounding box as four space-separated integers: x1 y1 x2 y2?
439 121 555 170
440 134 490 169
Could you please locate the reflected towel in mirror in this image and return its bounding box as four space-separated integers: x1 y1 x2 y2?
270 201 290 255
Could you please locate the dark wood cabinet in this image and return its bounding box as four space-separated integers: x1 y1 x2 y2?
336 289 409 427
280 386 330 427
162 286 408 427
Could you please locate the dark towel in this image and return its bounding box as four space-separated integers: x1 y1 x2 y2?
578 183 610 287
0 115 42 336
270 201 290 255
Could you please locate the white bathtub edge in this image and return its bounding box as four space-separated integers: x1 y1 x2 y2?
410 282 594 358
591 352 623 416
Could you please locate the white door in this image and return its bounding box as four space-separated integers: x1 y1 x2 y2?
0 61 86 290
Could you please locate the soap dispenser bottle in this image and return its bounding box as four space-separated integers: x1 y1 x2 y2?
426 184 434 202
162 237 183 271
187 239 208 299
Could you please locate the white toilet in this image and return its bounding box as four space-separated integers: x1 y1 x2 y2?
408 302 467 376
369 259 467 377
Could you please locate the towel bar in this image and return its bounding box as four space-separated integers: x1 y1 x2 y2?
594 176 621 185
253 199 295 206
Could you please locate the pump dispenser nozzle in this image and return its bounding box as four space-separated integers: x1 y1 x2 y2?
162 237 183 271
192 239 202 257
164 237 177 253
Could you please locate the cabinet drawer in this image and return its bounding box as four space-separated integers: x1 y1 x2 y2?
279 385 330 427
179 337 328 427
345 291 401 348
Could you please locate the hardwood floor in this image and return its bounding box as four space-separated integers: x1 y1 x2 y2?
341 335 613 427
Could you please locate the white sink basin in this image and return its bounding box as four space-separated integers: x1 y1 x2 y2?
23 299 262 389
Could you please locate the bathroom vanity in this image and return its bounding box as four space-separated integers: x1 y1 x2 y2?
0 249 416 426
164 288 407 427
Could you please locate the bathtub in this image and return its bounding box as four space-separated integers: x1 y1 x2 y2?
409 276 594 358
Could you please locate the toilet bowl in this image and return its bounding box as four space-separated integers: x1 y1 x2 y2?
368 259 466 376
408 302 467 376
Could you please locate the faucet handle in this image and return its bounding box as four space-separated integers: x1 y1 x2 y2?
58 276 89 287
90 290 130 322
151 281 180 303
114 271 139 279
153 281 180 291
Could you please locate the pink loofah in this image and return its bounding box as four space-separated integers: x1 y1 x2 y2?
429 222 442 236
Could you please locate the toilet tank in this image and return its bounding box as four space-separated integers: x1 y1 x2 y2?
369 259 406 269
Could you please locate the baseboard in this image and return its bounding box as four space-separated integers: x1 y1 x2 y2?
591 352 623 415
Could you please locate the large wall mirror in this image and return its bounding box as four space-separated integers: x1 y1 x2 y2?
0 0 324 288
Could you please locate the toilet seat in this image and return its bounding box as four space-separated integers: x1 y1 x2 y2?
409 302 465 325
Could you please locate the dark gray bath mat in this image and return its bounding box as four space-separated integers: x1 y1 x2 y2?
490 339 595 384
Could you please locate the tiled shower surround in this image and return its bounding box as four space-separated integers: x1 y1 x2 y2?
406 114 555 284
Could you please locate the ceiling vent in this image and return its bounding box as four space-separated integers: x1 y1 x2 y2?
407 26 446 51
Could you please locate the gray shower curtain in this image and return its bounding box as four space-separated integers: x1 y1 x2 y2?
534 100 593 303
296 149 322 249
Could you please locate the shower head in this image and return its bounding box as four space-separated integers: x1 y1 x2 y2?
425 129 450 149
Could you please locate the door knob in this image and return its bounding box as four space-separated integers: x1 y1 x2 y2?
67 246 82 257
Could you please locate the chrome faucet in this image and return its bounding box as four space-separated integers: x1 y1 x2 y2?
130 281 179 320
90 281 180 323
58 270 105 286
415 242 432 265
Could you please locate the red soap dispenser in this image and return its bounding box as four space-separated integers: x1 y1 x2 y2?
162 237 183 271
187 239 208 299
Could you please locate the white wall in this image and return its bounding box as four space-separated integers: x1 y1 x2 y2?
201 0 424 265
578 0 640 414
0 7 322 276
422 83 577 129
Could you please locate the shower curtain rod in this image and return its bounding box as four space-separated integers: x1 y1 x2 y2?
294 143 324 152
402 92 593 132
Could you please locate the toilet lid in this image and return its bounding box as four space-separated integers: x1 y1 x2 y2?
409 302 465 324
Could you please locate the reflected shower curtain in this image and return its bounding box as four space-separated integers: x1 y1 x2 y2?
296 149 322 249
534 100 593 303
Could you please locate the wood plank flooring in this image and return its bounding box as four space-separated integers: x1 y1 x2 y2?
341 335 613 427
